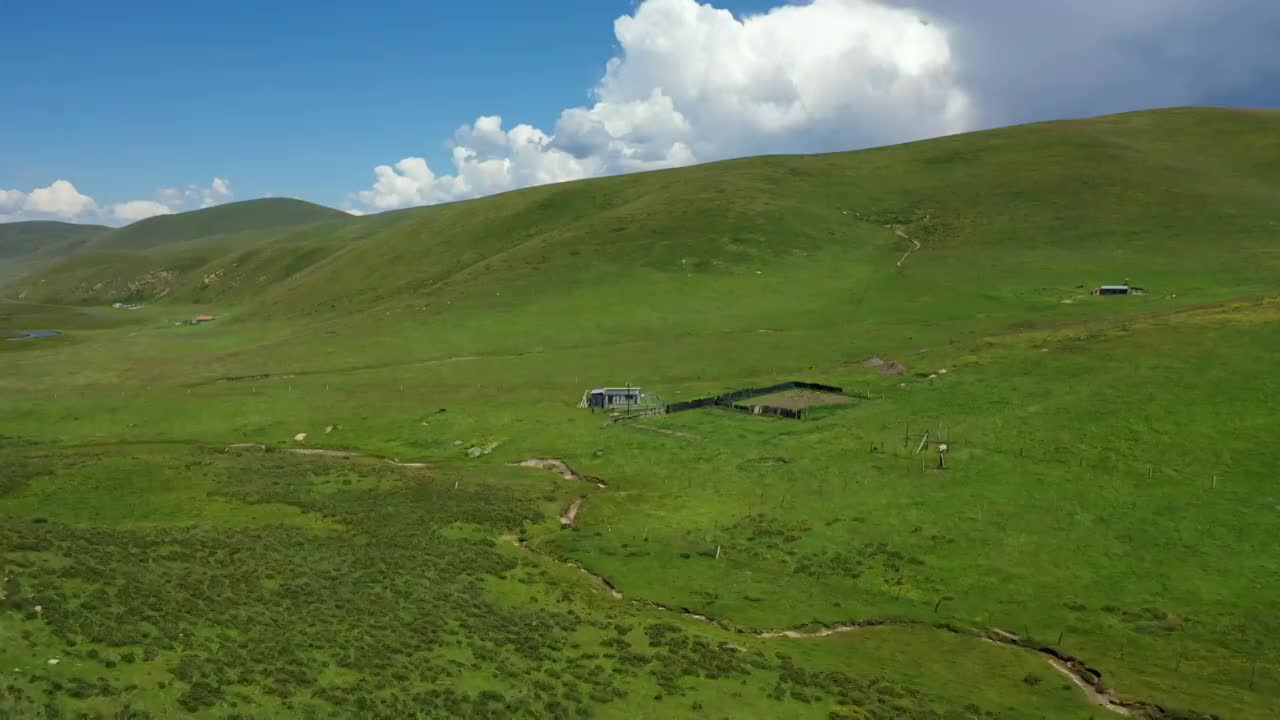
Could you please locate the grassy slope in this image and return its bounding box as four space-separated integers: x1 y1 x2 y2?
0 221 111 286
94 197 349 250
15 108 1280 316
2 107 1279 719
6 199 368 305
0 198 351 299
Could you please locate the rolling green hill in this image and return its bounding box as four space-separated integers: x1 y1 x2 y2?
92 197 348 250
0 220 110 286
2 107 1279 719
0 197 354 298
0 198 348 291
11 107 1280 316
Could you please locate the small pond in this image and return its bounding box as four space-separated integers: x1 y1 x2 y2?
4 330 61 342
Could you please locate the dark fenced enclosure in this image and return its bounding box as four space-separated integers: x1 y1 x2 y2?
664 381 845 419
728 404 805 420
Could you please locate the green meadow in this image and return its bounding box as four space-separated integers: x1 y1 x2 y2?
2 108 1278 718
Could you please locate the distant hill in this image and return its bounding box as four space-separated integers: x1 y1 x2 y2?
0 198 350 291
0 220 111 286
94 198 349 250
8 107 1279 313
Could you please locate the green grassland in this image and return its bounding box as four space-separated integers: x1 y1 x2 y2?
2 107 1279 718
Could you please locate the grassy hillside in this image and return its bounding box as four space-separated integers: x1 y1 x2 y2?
2 198 359 302
0 221 110 286
2 107 1279 719
0 221 110 260
0 198 349 292
13 107 1280 316
93 197 348 250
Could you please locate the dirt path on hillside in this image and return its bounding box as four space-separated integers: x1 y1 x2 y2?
513 458 607 488
758 618 899 638
212 441 1154 716
509 518 1140 716
1048 658 1132 715
630 425 701 440
507 535 622 599
560 497 585 526
225 443 429 468
761 622 1138 716
895 225 922 269
507 458 1161 718
286 448 356 458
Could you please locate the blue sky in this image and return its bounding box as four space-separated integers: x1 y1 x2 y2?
2 1 631 206
3 0 1278 224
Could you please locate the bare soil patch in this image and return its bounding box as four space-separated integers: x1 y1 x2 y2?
467 441 501 458
631 424 701 440
387 460 429 468
880 361 907 376
286 448 354 458
746 389 851 410
214 372 299 385
560 497 585 526
1047 658 1131 715
513 458 607 488
223 443 428 468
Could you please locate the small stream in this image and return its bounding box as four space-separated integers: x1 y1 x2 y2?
4 330 61 342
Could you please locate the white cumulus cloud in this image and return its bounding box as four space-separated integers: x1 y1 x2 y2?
158 177 234 210
356 119 601 210
352 0 969 212
19 178 98 215
0 189 29 211
0 177 235 225
112 200 174 222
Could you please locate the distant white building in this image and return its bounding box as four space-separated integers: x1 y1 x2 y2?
578 385 643 409
1093 285 1131 295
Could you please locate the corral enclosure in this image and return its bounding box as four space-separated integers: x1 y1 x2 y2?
745 388 853 410
665 381 847 417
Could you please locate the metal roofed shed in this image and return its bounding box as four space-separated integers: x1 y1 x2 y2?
585 386 643 409
1091 285 1145 296
1094 285 1130 295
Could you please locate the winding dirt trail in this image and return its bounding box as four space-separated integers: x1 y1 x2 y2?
630 424 701 440
512 458 607 488
1048 658 1132 715
758 619 898 639
216 444 1153 716
507 536 622 599
560 497 585 526
225 443 429 468
509 457 1161 718
894 225 922 268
